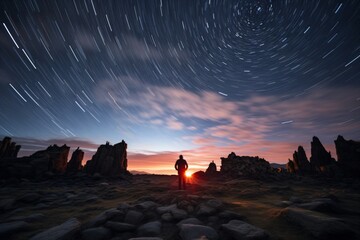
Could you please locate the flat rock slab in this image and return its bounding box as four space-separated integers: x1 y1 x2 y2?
0 221 29 236
222 220 269 240
81 227 112 240
180 224 218 240
30 218 80 240
280 207 355 239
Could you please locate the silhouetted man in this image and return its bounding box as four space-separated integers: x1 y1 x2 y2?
175 155 188 190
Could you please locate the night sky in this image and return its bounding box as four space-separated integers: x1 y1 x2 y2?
0 0 359 174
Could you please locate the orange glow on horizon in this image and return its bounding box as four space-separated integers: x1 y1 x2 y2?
185 171 192 178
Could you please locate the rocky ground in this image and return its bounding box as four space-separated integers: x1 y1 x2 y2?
0 174 359 240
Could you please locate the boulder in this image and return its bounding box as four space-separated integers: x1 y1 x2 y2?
177 218 203 227
84 140 127 176
30 218 81 240
66 147 84 173
84 208 123 229
0 221 29 236
124 210 144 225
104 221 135 232
280 207 355 239
179 224 218 240
81 227 111 240
137 221 161 237
221 220 269 240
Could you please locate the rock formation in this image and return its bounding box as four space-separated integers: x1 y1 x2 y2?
286 159 295 173
287 146 312 174
66 147 84 173
0 142 70 178
220 152 272 178
335 135 360 176
310 136 336 172
0 137 21 159
31 144 70 173
84 140 128 176
205 161 217 175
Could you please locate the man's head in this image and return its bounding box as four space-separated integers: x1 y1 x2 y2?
179 155 183 159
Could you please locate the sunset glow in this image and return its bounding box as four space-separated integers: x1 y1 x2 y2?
185 171 193 178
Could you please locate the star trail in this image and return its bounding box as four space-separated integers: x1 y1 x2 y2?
0 0 359 173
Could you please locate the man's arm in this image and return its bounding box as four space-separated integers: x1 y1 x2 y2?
185 161 188 170
175 160 178 170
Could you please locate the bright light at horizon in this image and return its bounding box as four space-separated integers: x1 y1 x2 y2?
185 171 192 177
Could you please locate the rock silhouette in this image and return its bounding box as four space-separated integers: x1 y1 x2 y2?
84 140 128 176
335 135 360 176
287 146 312 174
0 137 21 159
0 143 69 178
205 161 217 175
66 147 84 173
220 152 272 178
310 136 336 172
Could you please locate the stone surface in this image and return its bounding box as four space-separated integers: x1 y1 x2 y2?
280 207 355 239
218 210 244 220
137 221 161 237
0 221 28 236
222 220 269 240
84 208 122 229
177 218 203 227
197 204 216 216
179 224 218 240
84 140 128 176
104 221 136 232
124 210 144 225
81 227 112 240
30 218 80 240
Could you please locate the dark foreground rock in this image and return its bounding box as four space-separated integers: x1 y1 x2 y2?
280 207 355 239
30 218 81 240
222 220 269 240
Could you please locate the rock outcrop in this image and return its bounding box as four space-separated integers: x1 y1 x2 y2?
310 136 336 172
205 161 217 175
84 140 128 176
31 144 70 173
0 137 21 159
220 152 272 178
287 146 312 174
0 144 70 178
335 135 360 176
66 147 84 173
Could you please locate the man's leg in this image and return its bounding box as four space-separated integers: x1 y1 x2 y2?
183 173 186 190
178 174 181 190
